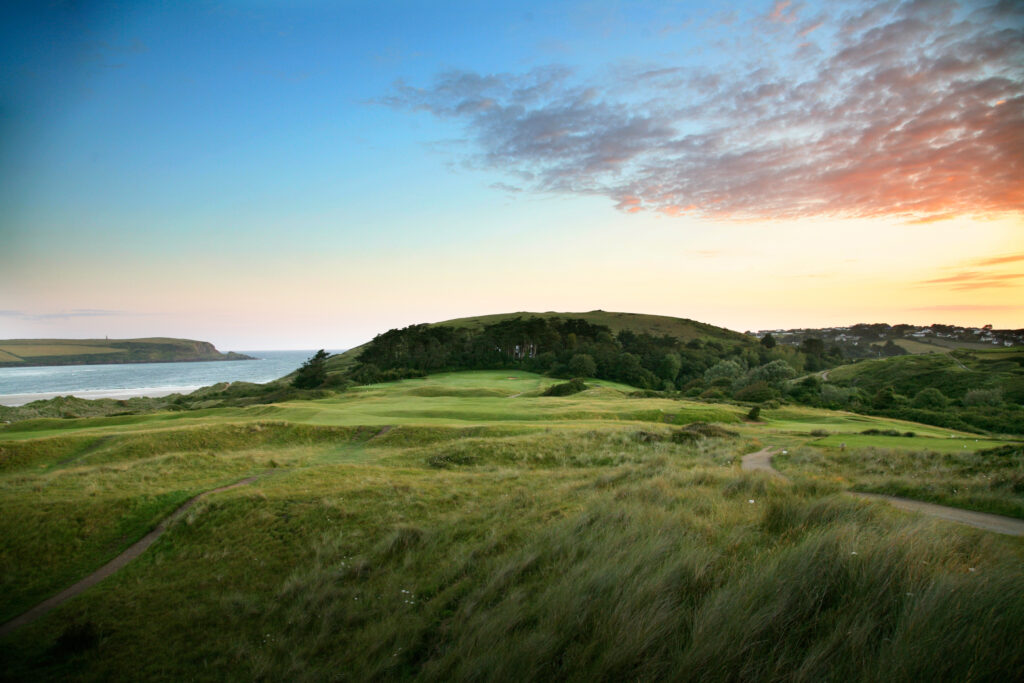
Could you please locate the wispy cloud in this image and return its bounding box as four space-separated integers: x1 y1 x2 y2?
972 253 1024 267
382 0 1023 222
489 181 523 194
910 304 1022 312
0 309 134 321
768 1 798 24
920 272 1024 290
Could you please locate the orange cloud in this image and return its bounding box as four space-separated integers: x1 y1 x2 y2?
972 253 1024 267
921 272 1024 290
387 1 1024 222
769 1 796 24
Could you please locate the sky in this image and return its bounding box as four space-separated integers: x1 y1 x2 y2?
1 0 1021 350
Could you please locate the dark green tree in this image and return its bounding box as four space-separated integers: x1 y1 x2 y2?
658 352 682 381
568 353 597 378
800 338 824 356
760 333 776 349
293 350 329 389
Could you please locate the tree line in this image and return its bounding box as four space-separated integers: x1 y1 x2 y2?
339 316 833 395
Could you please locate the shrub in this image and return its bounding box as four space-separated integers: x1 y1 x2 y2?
543 378 588 397
685 422 739 438
963 388 1003 407
734 381 777 403
912 387 949 410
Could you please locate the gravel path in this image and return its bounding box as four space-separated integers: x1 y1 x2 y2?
848 492 1024 536
740 447 784 476
0 475 263 638
740 447 1024 537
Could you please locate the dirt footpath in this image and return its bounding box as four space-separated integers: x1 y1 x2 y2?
740 447 1024 537
0 475 262 638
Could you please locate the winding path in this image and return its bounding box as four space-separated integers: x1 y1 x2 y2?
0 475 263 638
740 448 1024 537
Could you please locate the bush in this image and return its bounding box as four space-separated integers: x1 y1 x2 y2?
684 422 739 438
543 378 588 397
747 406 761 421
912 387 948 410
963 388 1003 407
734 381 777 403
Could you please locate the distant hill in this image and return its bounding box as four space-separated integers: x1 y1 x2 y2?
0 338 254 367
436 311 748 341
325 311 749 373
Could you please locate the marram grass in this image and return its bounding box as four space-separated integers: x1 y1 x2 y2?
1 372 1022 681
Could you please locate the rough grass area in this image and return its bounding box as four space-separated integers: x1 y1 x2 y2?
1 371 1022 680
777 444 1024 519
0 343 122 358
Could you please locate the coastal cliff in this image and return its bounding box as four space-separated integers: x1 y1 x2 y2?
0 338 255 367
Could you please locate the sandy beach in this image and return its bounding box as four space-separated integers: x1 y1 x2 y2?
0 386 203 407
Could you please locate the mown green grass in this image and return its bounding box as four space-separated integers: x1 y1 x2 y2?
1 371 1022 680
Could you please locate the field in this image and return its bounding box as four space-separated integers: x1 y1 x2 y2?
0 343 122 360
892 339 948 354
0 338 250 367
0 349 24 363
1 371 1022 680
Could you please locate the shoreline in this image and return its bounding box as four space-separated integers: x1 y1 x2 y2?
0 386 204 407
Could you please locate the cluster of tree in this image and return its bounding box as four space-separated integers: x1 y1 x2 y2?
783 375 1022 434
342 317 838 392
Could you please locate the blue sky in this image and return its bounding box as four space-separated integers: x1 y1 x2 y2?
2 1 1021 349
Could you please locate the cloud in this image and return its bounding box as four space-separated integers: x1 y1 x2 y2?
0 309 134 321
489 182 523 194
768 1 798 24
920 272 1024 290
910 304 1022 312
383 0 1023 221
972 253 1024 267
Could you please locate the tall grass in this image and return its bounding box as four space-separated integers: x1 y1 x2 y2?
779 444 1024 518
1 372 1022 681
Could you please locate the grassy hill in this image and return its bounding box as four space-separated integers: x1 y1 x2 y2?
0 338 253 367
325 310 750 374
1 371 1022 680
811 348 1024 435
827 348 1024 404
434 310 748 341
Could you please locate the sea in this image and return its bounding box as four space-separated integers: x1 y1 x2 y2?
0 350 343 407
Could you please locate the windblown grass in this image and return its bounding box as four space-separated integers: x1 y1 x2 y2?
1 371 1022 681
778 444 1024 518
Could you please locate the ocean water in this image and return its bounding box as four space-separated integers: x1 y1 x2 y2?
0 350 342 406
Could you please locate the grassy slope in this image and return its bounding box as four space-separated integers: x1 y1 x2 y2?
324 310 751 373
1 371 1022 680
0 338 246 366
827 348 1024 401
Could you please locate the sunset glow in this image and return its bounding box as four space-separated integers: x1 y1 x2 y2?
1 0 1021 349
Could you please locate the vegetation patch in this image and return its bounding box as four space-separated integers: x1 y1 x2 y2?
1 369 1022 680
542 378 589 396
776 444 1024 519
